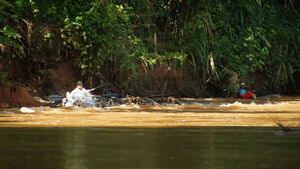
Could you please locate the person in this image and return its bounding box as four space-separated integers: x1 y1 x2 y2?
238 82 256 99
63 81 95 107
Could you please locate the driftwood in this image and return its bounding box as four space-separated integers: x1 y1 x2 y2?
120 95 181 105
121 95 144 105
166 96 181 105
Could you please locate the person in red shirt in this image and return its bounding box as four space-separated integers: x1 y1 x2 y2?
238 83 256 99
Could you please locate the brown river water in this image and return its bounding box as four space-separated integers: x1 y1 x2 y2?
1 97 300 169
1 97 300 128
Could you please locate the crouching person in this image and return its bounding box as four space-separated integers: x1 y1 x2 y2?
63 81 95 107
238 83 256 99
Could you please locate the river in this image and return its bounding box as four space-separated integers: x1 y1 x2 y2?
1 97 300 127
0 97 300 169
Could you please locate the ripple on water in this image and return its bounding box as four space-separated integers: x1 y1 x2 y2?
0 110 16 114
20 107 35 113
181 101 212 106
1 97 300 127
219 101 299 110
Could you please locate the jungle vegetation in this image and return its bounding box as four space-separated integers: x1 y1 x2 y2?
0 0 299 97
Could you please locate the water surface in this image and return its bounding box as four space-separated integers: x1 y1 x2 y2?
0 127 299 169
1 97 300 127
1 97 300 169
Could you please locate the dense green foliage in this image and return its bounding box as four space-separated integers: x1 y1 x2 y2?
0 0 299 96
